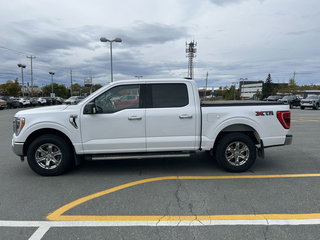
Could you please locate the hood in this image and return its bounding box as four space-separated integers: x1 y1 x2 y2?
15 105 70 117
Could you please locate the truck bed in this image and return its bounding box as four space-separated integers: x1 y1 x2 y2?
201 100 285 107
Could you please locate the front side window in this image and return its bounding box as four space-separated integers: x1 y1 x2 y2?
95 85 140 113
150 83 189 108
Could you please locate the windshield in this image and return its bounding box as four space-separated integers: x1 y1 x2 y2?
267 96 278 99
306 95 318 99
282 96 291 100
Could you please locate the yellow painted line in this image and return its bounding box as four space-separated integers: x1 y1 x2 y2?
47 174 320 221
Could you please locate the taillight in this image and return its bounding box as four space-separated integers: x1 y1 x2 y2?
277 111 291 129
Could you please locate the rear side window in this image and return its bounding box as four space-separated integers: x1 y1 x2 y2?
150 83 189 108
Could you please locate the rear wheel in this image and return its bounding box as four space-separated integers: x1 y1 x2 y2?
215 133 256 172
27 134 73 176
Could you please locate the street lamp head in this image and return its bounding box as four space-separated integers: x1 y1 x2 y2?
100 37 109 42
49 72 55 75
100 37 122 43
113 38 122 42
17 64 26 68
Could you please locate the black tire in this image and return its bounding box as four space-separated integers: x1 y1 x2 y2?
289 103 293 109
314 104 319 110
27 134 73 176
215 133 256 173
300 106 305 110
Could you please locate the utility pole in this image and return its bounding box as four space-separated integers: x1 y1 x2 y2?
17 64 26 97
205 72 208 89
70 69 73 96
49 72 55 97
26 55 36 96
205 72 208 98
232 82 237 100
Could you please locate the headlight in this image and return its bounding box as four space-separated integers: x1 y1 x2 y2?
13 117 25 136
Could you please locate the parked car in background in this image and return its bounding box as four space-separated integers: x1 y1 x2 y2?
113 95 139 110
29 98 39 107
65 96 85 105
0 96 20 109
279 96 301 109
300 95 320 110
44 97 53 105
17 97 31 107
0 99 7 110
266 95 283 101
55 97 64 105
37 97 47 106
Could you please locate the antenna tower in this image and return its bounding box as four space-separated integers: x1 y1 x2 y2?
186 41 197 79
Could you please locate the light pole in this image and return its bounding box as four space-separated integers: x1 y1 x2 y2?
100 37 122 83
232 82 237 100
135 75 143 79
17 64 26 97
49 72 55 96
240 77 248 99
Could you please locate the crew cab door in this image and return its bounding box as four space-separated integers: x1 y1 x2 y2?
145 82 197 151
80 84 146 154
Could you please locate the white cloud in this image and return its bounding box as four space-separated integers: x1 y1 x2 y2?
0 0 319 87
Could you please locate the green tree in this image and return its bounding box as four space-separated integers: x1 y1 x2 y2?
42 83 68 98
289 78 297 86
92 84 102 92
4 79 21 96
262 73 274 99
214 85 240 100
71 83 83 96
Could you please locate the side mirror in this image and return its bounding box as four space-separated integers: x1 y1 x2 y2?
83 102 96 114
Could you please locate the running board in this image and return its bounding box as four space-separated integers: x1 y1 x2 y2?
89 152 191 161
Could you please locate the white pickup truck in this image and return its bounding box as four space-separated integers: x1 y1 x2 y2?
12 79 292 176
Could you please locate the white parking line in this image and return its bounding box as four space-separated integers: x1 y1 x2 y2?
2 219 320 240
29 226 50 240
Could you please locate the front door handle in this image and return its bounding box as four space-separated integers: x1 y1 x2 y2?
179 114 193 119
128 116 142 120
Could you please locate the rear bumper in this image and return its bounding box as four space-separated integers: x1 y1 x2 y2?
284 134 293 145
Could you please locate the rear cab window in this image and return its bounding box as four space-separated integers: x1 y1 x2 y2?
147 83 189 108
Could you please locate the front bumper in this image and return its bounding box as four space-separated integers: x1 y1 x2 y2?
12 139 24 156
301 103 315 107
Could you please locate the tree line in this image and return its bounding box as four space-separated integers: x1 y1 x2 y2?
0 80 102 98
214 74 320 100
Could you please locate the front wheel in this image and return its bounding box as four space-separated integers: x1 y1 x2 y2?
27 134 73 176
215 133 256 172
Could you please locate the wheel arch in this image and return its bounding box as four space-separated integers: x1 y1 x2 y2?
23 128 75 157
213 124 260 150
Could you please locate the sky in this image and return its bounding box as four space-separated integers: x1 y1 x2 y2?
0 0 319 88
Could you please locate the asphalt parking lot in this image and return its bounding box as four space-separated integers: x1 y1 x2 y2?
0 107 320 240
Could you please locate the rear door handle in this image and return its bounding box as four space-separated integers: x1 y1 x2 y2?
179 114 193 119
128 116 142 120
